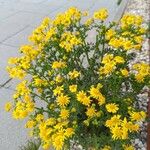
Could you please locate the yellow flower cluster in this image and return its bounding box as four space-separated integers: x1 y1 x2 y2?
4 80 35 121
5 7 148 150
99 54 125 75
59 32 82 52
53 7 81 26
52 61 66 69
12 100 34 119
7 45 41 79
89 85 105 105
121 14 143 28
105 29 116 40
106 116 141 140
132 63 150 82
106 14 145 51
77 91 91 106
27 115 75 150
94 8 108 21
130 111 146 121
68 69 80 79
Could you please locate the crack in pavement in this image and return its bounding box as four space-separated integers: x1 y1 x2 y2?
0 78 12 89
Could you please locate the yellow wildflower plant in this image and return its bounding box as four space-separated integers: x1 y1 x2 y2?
5 7 149 150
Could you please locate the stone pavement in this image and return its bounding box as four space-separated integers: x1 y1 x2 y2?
0 0 128 149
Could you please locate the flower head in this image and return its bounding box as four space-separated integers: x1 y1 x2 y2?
106 103 119 113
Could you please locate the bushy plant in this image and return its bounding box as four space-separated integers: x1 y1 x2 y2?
5 7 149 150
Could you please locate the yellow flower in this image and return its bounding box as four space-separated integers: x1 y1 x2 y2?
4 102 12 112
86 107 96 118
52 61 66 69
94 8 108 21
45 27 56 41
130 111 146 121
114 56 125 64
68 70 80 79
57 94 70 107
102 145 111 150
89 86 101 98
85 18 94 26
109 38 122 49
134 44 142 50
8 57 19 65
106 103 119 113
55 75 63 83
105 115 121 128
121 14 143 28
36 114 44 122
60 109 69 119
12 109 28 120
7 66 26 79
77 91 86 101
121 68 129 77
97 94 106 106
60 32 82 52
42 142 51 150
42 17 51 26
133 63 149 82
45 118 56 126
69 84 77 93
25 120 36 128
129 124 139 132
121 127 128 139
121 118 132 131
123 40 133 50
45 117 56 126
111 125 122 140
106 29 116 40
77 91 91 106
123 145 135 150
99 63 115 75
52 135 64 150
102 54 114 64
26 101 35 112
53 86 64 96
65 128 74 137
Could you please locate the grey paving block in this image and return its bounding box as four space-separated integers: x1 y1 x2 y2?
0 8 19 21
0 11 45 42
2 26 34 47
0 22 28 42
19 0 46 3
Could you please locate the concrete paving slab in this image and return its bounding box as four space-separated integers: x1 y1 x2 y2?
0 11 45 42
2 26 35 47
1 0 69 15
20 0 47 3
0 21 28 42
0 8 19 21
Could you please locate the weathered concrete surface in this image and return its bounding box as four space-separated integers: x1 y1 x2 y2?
0 0 127 149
